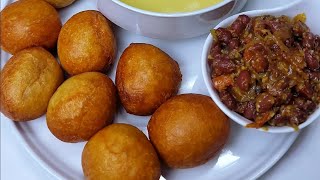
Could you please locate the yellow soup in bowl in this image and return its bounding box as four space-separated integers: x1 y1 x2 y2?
119 0 224 13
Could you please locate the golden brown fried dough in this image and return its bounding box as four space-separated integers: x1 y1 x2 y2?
44 0 76 8
46 72 116 143
116 43 182 116
82 123 161 180
58 10 116 75
148 94 230 168
0 47 63 121
0 0 62 54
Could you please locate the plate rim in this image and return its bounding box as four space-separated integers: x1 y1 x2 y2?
8 120 66 180
8 118 299 180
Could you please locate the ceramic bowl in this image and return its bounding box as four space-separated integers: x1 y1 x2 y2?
97 0 247 39
201 0 320 133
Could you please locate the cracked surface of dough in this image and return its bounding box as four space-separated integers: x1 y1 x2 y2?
148 94 230 168
46 72 117 143
0 47 63 121
82 123 161 180
116 43 182 116
58 10 116 75
0 0 61 54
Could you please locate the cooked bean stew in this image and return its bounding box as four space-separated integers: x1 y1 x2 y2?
208 14 320 128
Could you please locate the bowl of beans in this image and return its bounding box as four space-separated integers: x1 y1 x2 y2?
202 0 320 133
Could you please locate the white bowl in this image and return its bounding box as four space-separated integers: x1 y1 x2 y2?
97 0 247 39
201 0 320 133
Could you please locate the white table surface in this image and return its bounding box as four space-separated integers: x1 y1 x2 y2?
1 0 320 179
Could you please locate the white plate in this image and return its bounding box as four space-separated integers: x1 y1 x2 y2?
1 0 299 180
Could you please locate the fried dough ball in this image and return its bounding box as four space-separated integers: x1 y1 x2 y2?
44 0 76 8
46 72 116 143
0 47 63 121
82 123 161 180
58 10 116 75
148 94 230 168
116 43 182 116
0 0 62 54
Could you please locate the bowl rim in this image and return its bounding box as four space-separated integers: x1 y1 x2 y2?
201 0 320 133
110 0 236 17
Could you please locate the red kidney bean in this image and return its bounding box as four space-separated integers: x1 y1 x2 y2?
244 44 269 73
279 105 307 125
212 56 236 76
243 101 256 120
210 43 222 57
305 50 320 70
208 44 221 67
304 100 317 112
228 38 240 50
293 97 306 109
238 15 251 26
219 90 237 110
271 114 289 126
230 16 250 36
252 56 269 73
216 28 232 44
244 43 268 58
231 21 245 36
267 21 283 33
302 32 315 49
236 70 251 91
275 90 292 106
289 109 308 125
256 93 275 113
267 21 292 40
293 97 317 112
268 79 289 96
296 83 314 99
